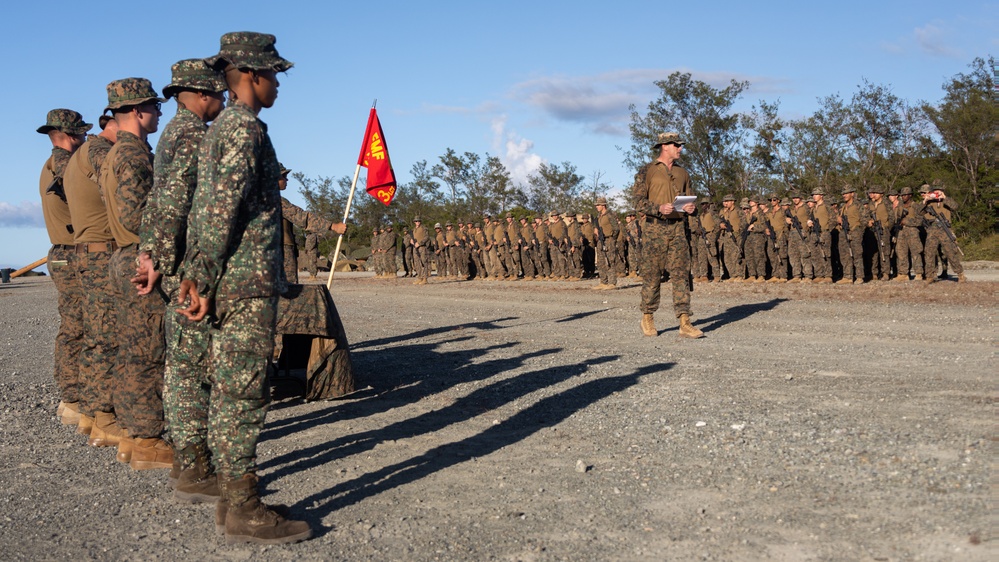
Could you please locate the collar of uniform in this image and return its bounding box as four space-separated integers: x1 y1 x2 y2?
228 101 268 132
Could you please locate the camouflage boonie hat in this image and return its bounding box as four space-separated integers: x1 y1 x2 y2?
899 186 913 196
549 210 559 217
918 184 931 194
722 194 736 202
205 32 294 72
886 188 898 196
811 187 825 196
37 109 92 135
445 222 453 227
781 198 792 206
413 216 422 222
473 222 481 228
699 197 711 204
104 78 164 112
790 192 802 199
841 186 856 195
652 132 685 149
434 222 442 229
577 213 586 220
740 200 750 209
867 185 884 194
505 211 513 218
278 163 291 176
163 59 227 99
594 196 608 206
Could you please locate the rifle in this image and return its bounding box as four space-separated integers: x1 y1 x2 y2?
785 209 806 243
841 211 854 261
924 203 964 256
594 217 612 272
889 208 906 258
809 211 825 260
872 218 886 265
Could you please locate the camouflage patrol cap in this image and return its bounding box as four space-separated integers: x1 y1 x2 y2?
205 32 294 72
899 186 913 196
37 109 92 135
104 78 165 112
722 194 736 202
867 185 884 194
594 196 608 206
652 132 685 148
841 186 856 195
811 187 825 196
163 59 227 99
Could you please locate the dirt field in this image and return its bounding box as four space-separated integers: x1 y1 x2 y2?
0 270 994 561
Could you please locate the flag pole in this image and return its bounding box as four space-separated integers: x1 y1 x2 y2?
327 100 377 290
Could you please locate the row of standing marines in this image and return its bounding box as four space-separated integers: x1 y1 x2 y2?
37 32 347 545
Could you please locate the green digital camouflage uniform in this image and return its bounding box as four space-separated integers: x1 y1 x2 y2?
184 100 285 479
65 133 117 416
139 57 226 466
633 160 695 318
103 112 168 438
38 109 91 406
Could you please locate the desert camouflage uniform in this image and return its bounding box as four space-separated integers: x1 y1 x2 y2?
718 205 743 280
281 198 332 283
894 199 923 279
65 134 118 416
183 101 284 479
303 233 320 278
766 205 788 280
633 161 694 318
40 144 84 405
866 198 893 280
103 128 167 438
810 199 835 280
921 198 963 279
837 197 865 282
744 207 767 279
139 106 213 462
412 223 430 281
595 210 620 286
786 201 812 280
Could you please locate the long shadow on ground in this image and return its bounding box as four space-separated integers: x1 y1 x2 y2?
692 298 788 334
287 361 673 534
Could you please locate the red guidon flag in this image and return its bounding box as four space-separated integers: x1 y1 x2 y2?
357 108 397 206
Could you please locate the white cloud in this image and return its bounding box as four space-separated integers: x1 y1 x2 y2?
491 116 545 185
914 23 962 58
510 68 791 135
0 201 44 228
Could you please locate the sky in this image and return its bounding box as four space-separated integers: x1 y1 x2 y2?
0 0 995 270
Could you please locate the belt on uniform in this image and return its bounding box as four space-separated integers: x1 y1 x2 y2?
74 241 119 254
645 216 683 225
52 244 75 251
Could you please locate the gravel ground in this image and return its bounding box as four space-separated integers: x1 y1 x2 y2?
0 271 994 561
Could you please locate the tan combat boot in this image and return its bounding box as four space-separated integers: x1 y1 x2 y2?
678 314 704 339
60 401 82 425
88 411 125 447
641 313 656 337
221 474 311 545
130 437 174 470
116 430 133 463
173 443 220 504
76 414 94 436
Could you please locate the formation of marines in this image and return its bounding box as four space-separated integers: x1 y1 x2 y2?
38 32 329 545
691 183 965 285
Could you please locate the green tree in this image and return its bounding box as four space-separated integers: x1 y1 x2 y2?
626 72 749 197
526 161 585 215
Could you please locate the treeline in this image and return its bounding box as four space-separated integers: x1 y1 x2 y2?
296 57 997 260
